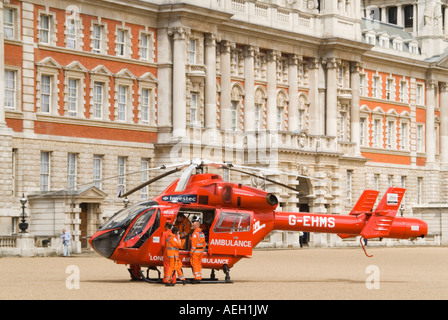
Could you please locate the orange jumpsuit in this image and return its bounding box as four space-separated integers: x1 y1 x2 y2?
164 231 185 284
190 227 206 280
176 217 191 239
160 230 175 283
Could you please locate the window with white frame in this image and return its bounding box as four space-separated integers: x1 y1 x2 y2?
417 177 423 204
372 118 381 148
393 39 403 51
117 156 127 196
190 92 199 126
359 74 366 96
39 14 51 44
92 24 103 54
93 155 102 189
346 170 353 204
416 84 424 105
4 70 16 110
417 124 424 152
386 78 394 100
93 82 104 119
231 101 238 131
141 88 151 124
140 33 152 62
360 117 367 147
117 85 128 121
67 78 79 117
189 38 197 64
372 76 380 98
141 159 149 199
116 29 128 57
40 75 52 113
67 153 77 189
40 152 50 192
399 81 408 103
386 120 396 149
66 18 77 49
3 8 16 40
399 122 409 150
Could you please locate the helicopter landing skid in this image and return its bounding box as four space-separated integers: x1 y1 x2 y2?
134 267 233 284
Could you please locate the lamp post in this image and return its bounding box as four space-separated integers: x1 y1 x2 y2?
19 193 29 233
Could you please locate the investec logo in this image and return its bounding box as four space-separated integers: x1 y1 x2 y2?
162 194 198 203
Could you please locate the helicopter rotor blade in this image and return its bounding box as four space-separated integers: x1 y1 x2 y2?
119 168 182 198
174 164 197 192
223 166 306 195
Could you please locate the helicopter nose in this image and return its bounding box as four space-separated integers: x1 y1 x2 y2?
90 228 124 259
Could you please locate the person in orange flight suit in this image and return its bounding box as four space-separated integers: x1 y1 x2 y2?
160 222 173 283
174 212 191 249
189 218 206 283
164 226 186 286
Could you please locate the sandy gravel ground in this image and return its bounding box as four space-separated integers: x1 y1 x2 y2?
1 246 447 300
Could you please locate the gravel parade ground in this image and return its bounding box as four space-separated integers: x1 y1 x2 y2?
1 246 447 300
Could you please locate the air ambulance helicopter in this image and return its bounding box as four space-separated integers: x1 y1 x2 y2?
88 159 428 283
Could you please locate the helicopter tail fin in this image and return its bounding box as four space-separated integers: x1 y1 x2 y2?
360 187 405 239
349 190 379 215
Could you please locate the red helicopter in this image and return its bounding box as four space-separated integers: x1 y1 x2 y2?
88 159 428 283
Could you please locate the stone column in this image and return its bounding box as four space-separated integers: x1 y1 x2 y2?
266 50 280 131
204 33 217 135
244 46 257 132
426 80 436 165
288 54 300 132
157 28 173 143
308 58 322 136
350 62 361 156
325 57 339 137
220 40 234 131
169 26 190 140
440 82 448 168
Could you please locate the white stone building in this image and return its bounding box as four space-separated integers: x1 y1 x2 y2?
1 0 448 256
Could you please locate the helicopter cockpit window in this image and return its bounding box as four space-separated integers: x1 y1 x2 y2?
124 208 157 242
100 201 158 230
213 212 251 233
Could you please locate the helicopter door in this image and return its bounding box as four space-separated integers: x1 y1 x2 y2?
208 209 253 257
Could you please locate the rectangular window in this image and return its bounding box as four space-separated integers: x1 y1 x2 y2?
140 34 150 61
255 104 261 131
190 92 198 125
400 122 408 150
373 119 381 148
141 89 150 124
416 84 423 105
141 159 149 199
386 120 394 149
417 177 423 204
346 170 353 204
399 81 407 103
417 124 424 152
40 152 50 192
118 85 127 121
359 74 365 96
93 82 104 119
40 15 51 44
4 8 15 39
67 153 77 189
360 117 366 146
231 101 238 131
372 76 380 98
213 212 251 233
189 39 196 64
4 70 16 110
68 78 79 116
386 79 393 100
66 19 77 49
93 155 102 189
41 75 52 113
92 24 103 54
117 156 126 196
116 29 126 57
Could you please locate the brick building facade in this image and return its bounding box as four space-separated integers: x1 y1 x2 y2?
1 0 447 254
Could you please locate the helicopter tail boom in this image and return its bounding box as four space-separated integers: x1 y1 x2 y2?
273 188 427 241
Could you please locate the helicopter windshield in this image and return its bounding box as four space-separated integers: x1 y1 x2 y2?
100 201 158 230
